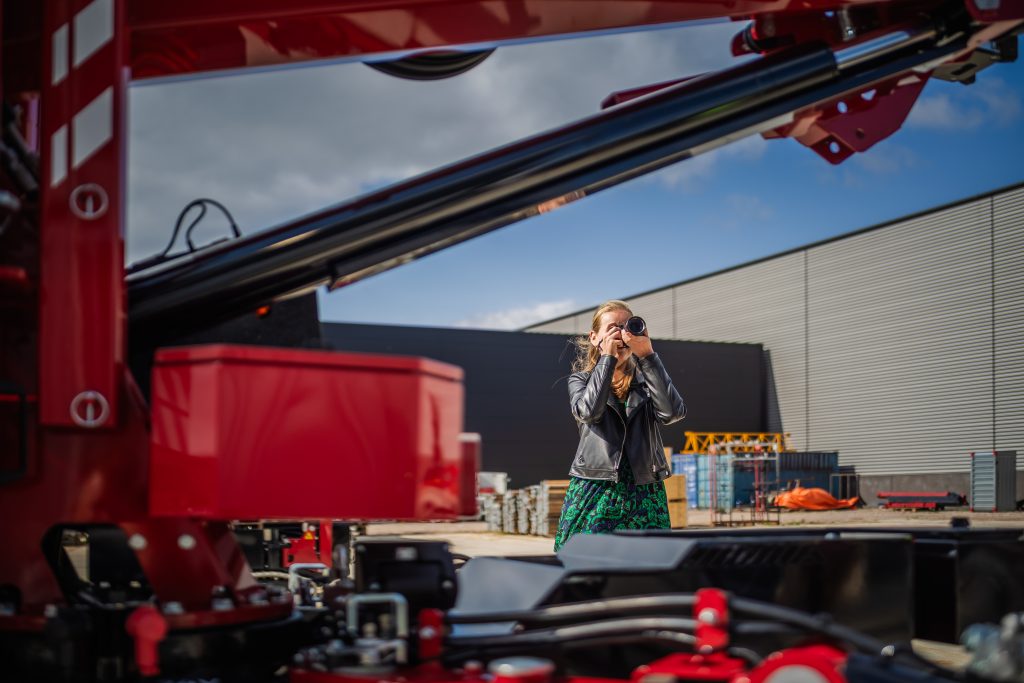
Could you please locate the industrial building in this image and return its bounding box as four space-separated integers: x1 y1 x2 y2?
526 182 1024 502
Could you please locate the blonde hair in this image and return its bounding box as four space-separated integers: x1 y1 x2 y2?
573 300 635 398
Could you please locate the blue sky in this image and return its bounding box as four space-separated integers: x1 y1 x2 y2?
128 22 1023 330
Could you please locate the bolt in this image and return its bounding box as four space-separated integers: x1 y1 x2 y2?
211 597 234 611
177 534 196 550
881 645 896 656
441 579 455 591
419 626 438 640
127 533 147 551
162 601 185 615
43 604 58 619
697 608 720 625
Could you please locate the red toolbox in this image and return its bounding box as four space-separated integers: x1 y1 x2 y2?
149 345 465 520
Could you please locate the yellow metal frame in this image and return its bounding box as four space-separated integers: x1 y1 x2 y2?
680 431 791 454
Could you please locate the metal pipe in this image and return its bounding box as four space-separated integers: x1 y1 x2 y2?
833 28 938 70
128 27 961 340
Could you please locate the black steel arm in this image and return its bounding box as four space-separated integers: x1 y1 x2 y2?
127 25 964 341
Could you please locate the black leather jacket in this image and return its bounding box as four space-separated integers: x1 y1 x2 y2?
568 353 686 484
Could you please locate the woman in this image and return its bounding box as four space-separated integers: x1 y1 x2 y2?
553 300 687 551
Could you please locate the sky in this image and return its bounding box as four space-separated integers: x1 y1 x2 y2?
127 21 1024 331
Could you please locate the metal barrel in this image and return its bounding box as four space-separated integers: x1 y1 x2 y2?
128 27 959 340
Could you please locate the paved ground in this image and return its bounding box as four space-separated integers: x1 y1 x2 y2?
365 507 1024 557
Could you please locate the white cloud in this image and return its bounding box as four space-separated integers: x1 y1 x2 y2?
651 135 768 192
853 143 916 174
127 23 743 264
455 299 576 330
907 77 1021 131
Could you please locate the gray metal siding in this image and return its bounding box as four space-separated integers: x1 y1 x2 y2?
807 200 993 475
995 188 1024 458
624 290 674 339
670 253 808 449
526 184 1024 478
530 318 576 334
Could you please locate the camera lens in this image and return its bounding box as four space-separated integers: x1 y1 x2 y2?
625 316 646 336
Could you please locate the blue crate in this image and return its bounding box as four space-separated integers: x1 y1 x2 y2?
671 454 700 508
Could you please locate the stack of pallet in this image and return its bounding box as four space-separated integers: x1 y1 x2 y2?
664 474 688 528
516 487 537 534
488 478 682 534
538 480 570 536
501 493 518 534
480 493 504 531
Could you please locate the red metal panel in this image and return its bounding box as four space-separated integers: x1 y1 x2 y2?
125 0 885 81
39 0 126 428
0 372 152 612
149 345 465 521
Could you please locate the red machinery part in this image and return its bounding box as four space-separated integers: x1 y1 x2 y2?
634 653 749 683
283 531 321 567
695 588 730 653
39 0 127 429
742 644 848 683
124 605 169 677
149 344 466 521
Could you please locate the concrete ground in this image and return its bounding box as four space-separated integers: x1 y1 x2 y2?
365 507 1024 557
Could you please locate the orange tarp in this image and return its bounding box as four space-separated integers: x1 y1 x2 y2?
774 486 860 511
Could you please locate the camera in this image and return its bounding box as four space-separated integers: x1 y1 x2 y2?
617 316 646 336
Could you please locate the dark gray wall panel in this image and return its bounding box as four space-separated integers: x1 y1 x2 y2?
323 323 764 487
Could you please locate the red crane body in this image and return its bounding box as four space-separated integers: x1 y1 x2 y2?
0 1 1021 680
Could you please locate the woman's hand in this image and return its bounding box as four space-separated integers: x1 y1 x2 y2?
623 328 654 358
598 329 622 356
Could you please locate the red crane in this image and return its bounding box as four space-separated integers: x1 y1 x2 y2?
0 1 1021 680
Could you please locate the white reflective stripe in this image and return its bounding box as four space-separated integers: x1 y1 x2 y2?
51 125 68 187
72 86 112 168
73 0 113 68
52 24 69 85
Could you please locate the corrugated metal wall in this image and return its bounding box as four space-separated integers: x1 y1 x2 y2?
807 199 993 474
525 184 1024 476
995 188 1024 457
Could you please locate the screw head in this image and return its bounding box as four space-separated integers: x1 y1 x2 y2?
162 601 185 615
127 533 147 551
177 534 196 550
697 607 720 625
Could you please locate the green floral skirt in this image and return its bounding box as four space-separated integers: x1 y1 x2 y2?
553 460 670 552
